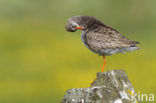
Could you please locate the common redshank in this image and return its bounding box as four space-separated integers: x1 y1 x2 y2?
65 15 139 72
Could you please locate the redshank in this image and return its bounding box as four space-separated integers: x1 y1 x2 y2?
65 15 139 72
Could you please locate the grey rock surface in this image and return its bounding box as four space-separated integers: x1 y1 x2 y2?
61 70 138 103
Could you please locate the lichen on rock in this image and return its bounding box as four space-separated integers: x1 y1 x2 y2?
61 70 138 103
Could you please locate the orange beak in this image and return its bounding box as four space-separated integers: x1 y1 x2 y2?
76 26 83 30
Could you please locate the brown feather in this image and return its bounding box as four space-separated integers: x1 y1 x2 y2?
85 25 139 52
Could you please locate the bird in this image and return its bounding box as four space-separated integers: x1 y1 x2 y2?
65 15 139 72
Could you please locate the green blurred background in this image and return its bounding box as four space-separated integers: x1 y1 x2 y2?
0 0 156 103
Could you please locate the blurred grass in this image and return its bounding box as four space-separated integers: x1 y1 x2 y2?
0 0 156 103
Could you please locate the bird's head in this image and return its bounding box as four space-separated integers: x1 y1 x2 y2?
65 18 83 32
65 15 104 32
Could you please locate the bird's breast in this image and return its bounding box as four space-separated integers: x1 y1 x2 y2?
81 31 99 54
81 31 89 48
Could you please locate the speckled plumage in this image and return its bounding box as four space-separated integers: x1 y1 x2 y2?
66 15 139 56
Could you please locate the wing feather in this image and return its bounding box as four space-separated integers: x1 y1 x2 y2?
85 26 139 53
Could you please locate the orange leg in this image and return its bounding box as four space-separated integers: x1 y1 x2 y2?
91 55 106 85
101 55 106 72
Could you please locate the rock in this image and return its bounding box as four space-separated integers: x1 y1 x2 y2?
61 70 138 103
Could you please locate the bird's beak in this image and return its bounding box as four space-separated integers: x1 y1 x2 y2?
76 26 83 30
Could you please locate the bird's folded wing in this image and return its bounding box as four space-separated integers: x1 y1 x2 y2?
85 26 139 52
